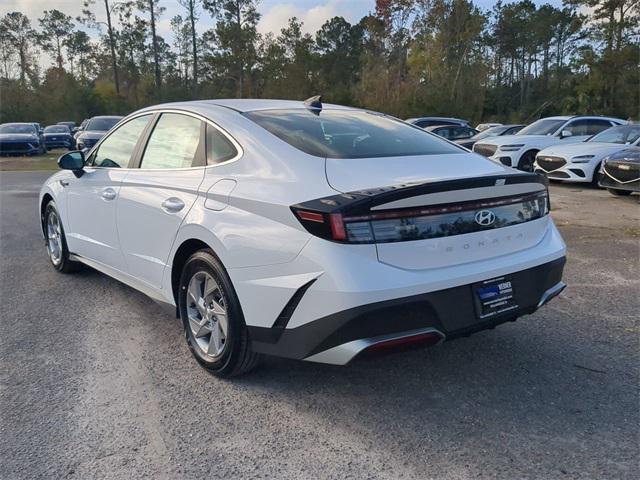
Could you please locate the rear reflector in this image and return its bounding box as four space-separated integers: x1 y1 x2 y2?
367 331 443 351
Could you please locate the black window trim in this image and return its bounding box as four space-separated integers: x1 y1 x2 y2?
84 109 243 171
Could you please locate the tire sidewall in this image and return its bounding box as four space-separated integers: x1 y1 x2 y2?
178 251 245 373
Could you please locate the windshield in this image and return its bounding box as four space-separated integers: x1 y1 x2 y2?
44 126 69 133
517 119 566 136
244 109 463 159
589 125 640 144
87 117 121 132
0 124 36 134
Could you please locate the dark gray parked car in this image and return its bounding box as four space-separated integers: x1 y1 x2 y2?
43 125 75 150
405 116 470 128
0 123 45 156
75 116 123 151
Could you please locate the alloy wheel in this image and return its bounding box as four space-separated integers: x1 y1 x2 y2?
46 211 63 266
186 271 229 358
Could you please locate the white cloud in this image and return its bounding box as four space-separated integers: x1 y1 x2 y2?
258 0 362 37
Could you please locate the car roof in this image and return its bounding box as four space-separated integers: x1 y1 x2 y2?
89 115 123 120
407 116 468 123
1 122 37 126
143 99 355 114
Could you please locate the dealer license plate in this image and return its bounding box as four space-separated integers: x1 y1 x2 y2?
473 276 519 319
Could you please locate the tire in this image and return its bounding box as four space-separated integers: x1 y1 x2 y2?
43 201 82 273
178 249 261 377
607 188 632 196
591 163 603 187
517 150 538 172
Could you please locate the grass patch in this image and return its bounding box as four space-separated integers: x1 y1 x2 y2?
0 152 61 171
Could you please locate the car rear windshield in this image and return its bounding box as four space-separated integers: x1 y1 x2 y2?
44 126 69 133
87 117 121 132
0 124 36 134
244 109 463 159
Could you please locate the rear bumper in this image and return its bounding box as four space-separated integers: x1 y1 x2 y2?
248 257 566 364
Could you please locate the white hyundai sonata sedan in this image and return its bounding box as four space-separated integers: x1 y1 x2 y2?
39 98 567 376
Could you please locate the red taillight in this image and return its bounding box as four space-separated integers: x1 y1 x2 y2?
329 213 346 240
297 210 325 223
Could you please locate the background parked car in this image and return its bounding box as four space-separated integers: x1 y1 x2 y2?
473 115 625 171
43 125 75 150
457 124 525 149
598 147 640 196
31 122 44 134
0 122 46 155
406 117 470 128
425 124 479 141
75 116 123 151
534 124 640 185
57 121 77 134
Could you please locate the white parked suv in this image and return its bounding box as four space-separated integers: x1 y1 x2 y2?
39 98 567 376
534 124 640 184
473 115 625 171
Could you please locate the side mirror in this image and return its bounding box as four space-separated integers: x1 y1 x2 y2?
58 150 85 177
560 129 573 138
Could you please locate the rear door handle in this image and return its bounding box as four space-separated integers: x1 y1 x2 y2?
161 197 185 213
101 188 117 201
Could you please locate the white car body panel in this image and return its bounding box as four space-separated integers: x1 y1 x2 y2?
65 167 130 271
325 152 507 192
117 168 205 287
39 99 567 366
535 141 640 183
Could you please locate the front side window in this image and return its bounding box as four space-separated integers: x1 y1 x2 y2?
245 109 462 159
565 119 612 136
90 114 151 168
140 113 203 169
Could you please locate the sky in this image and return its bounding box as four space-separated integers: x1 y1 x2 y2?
2 0 564 67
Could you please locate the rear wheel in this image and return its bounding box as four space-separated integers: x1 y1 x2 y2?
44 201 81 273
517 150 537 172
607 188 632 196
178 250 261 377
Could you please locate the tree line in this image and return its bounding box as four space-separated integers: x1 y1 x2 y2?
0 0 638 126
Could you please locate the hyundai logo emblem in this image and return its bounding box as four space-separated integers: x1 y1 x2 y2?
474 210 496 226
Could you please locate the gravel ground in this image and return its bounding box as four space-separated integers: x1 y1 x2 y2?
1 171 638 480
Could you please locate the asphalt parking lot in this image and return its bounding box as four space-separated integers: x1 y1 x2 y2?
1 171 638 480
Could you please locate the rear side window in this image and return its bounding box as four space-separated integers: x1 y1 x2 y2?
140 113 203 169
90 114 151 168
245 110 462 159
207 125 238 164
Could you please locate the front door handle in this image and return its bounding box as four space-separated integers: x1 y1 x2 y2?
161 197 185 213
101 188 117 201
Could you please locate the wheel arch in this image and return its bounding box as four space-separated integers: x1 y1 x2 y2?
518 148 540 170
40 192 54 237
